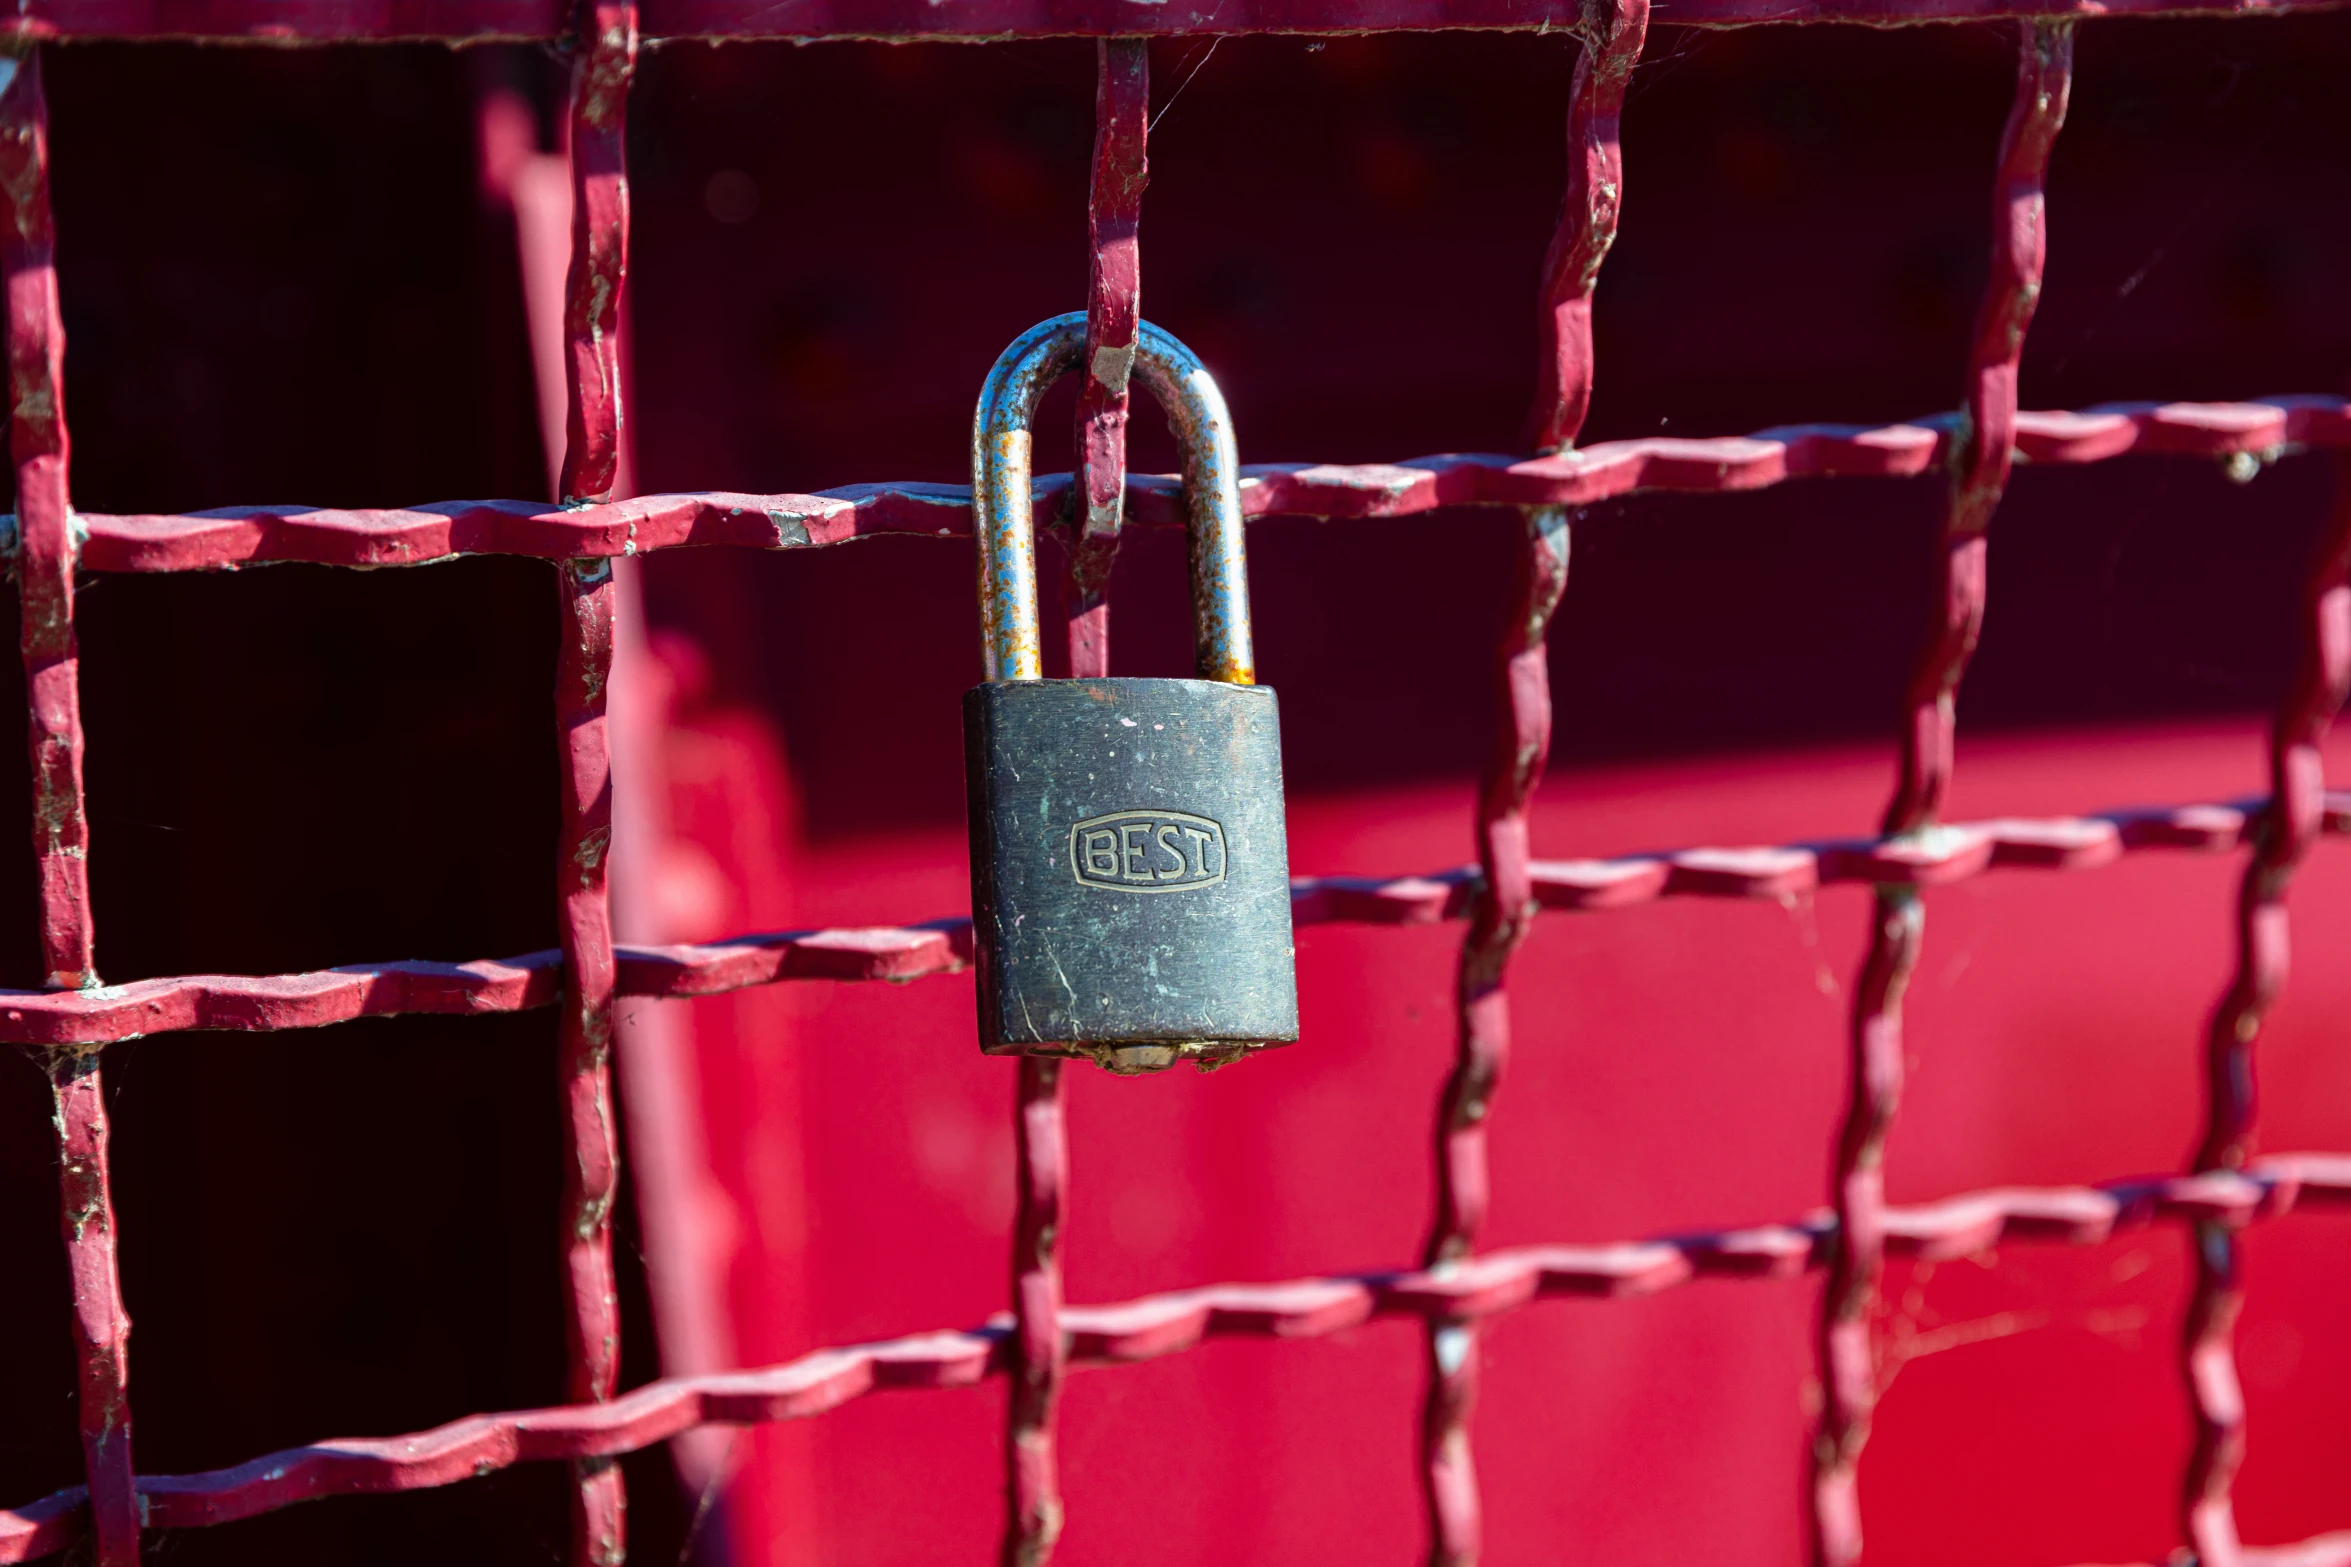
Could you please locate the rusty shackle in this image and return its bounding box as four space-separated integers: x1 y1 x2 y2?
972 312 1254 687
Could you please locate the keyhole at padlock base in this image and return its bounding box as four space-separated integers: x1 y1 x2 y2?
962 316 1301 1072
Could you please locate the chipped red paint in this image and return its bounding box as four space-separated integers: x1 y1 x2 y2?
1417 501 1575 1567
1420 0 1642 1548
1882 20 2077 839
1523 0 1644 456
34 1055 135 1567
7 1157 2351 1565
549 7 637 1562
556 556 626 1567
1 51 91 996
1005 1057 1067 1567
1811 26 2072 1567
54 395 2351 573
2180 471 2351 1565
1 47 137 1567
0 0 2339 41
0 794 2330 1050
1061 38 1147 686
558 1 634 509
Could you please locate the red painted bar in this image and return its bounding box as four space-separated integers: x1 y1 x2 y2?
0 794 2330 1048
1521 0 1643 457
2 52 91 998
0 45 138 1567
52 395 2351 574
552 6 637 1562
554 556 626 1567
1417 1 1640 1554
559 0 632 508
2179 458 2351 1564
1005 1058 1067 1567
0 0 2338 42
1060 37 1145 682
1811 26 2072 1567
34 1057 135 1567
4 1158 2347 1563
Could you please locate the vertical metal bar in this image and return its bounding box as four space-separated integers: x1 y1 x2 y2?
1522 0 1647 460
556 554 624 1567
1005 1054 1068 1567
1420 5 1641 1562
1 47 91 997
2182 475 2351 1567
557 5 635 1564
1418 503 1570 1567
44 1049 135 1562
1 47 139 1567
559 0 635 511
1002 41 1148 1567
1808 26 2072 1567
1064 37 1147 684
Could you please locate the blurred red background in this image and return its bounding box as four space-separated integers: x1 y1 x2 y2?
2 17 2349 1566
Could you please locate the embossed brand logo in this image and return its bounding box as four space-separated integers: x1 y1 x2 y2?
1069 810 1227 893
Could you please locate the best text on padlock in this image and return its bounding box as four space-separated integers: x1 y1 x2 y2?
962 313 1300 1074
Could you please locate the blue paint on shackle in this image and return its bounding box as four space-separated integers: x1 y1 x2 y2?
971 312 1254 687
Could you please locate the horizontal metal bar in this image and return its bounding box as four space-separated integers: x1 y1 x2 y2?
1304 793 2336 916
0 0 2341 42
0 792 2333 1048
3 1155 2343 1561
0 921 974 1045
2221 1536 2351 1567
36 395 2346 574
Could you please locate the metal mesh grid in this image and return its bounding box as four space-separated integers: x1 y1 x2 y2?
3 3 2350 1564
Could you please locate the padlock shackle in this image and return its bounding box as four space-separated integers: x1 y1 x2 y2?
973 312 1254 686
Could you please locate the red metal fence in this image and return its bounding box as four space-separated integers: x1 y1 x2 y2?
4 3 2350 1565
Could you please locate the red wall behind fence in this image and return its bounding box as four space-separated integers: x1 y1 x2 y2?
679 723 2351 1567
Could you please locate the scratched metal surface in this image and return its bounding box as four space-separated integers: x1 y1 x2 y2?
971 314 1255 687
3 5 2350 1567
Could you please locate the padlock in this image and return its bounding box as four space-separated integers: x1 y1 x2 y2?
962 311 1299 1074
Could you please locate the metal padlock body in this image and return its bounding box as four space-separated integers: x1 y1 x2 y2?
964 312 1299 1072
965 677 1294 1068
